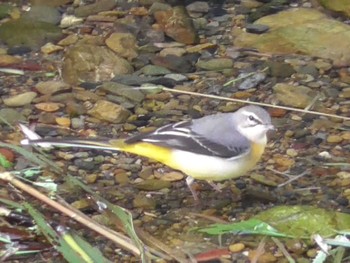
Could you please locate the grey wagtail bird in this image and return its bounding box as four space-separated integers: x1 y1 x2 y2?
21 105 273 200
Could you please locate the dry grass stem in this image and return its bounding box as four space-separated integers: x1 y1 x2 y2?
162 88 350 121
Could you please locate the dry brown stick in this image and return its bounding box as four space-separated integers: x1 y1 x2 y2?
162 87 350 121
0 172 141 257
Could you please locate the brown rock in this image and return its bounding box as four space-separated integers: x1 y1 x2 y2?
340 87 350 99
55 117 71 127
327 134 343 143
229 243 245 253
249 251 277 263
268 108 287 118
41 42 63 54
105 32 138 60
3 92 37 107
35 81 69 95
0 54 22 66
342 131 350 140
58 34 79 46
87 100 130 123
62 43 133 85
154 6 198 44
273 83 316 108
133 194 156 209
35 102 62 112
234 8 350 66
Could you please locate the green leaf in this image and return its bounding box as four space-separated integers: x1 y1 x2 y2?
196 206 350 239
197 218 289 237
24 203 111 263
0 153 13 168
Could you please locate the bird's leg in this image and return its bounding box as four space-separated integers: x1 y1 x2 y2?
186 176 198 201
207 181 222 192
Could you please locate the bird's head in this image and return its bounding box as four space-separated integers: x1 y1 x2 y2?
234 105 274 144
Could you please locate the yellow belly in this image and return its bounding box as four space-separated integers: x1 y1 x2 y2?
110 139 266 182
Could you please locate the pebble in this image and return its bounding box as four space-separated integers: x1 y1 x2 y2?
246 23 269 34
57 152 75 161
286 148 298 157
285 239 305 254
71 199 91 210
0 54 22 65
71 118 85 129
344 189 350 198
159 47 187 57
140 65 171 76
250 173 278 187
55 117 71 127
41 42 63 54
340 87 350 99
314 60 332 71
87 100 130 123
133 194 156 209
273 154 295 170
273 83 315 108
35 102 62 112
105 32 138 60
100 82 145 102
74 0 117 17
238 72 266 90
318 151 332 159
229 243 245 253
139 166 154 179
342 131 350 140
84 173 98 184
266 61 295 78
148 2 172 15
38 112 56 124
164 73 187 82
3 92 37 107
248 251 277 263
154 6 198 44
196 58 233 71
268 108 287 118
290 116 302 122
114 172 130 185
62 43 133 85
306 249 318 258
25 5 61 24
58 34 79 46
160 171 184 182
35 81 69 95
327 135 343 143
186 1 210 14
134 179 171 191
297 65 319 77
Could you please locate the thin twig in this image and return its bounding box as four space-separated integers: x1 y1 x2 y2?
277 170 309 188
304 93 321 111
272 237 296 263
161 88 350 121
0 172 141 256
251 236 266 263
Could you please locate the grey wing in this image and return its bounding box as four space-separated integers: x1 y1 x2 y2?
124 117 250 158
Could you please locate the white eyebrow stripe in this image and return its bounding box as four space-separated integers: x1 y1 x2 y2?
242 111 263 123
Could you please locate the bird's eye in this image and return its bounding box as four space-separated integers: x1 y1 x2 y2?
248 115 255 121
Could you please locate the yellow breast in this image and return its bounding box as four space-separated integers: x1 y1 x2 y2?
250 142 266 164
